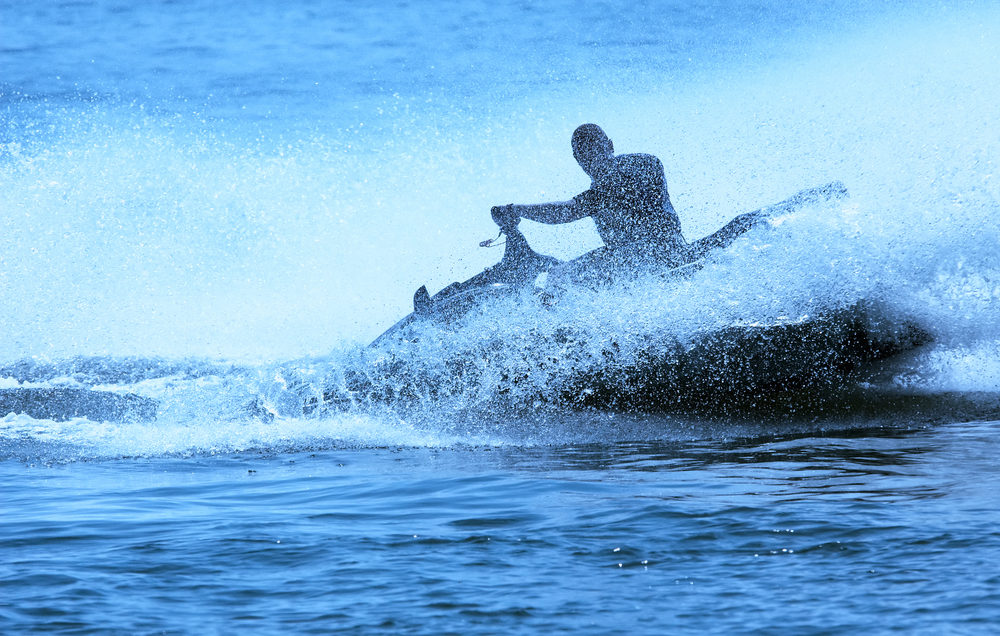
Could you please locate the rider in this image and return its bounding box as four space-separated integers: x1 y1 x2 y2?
491 124 690 284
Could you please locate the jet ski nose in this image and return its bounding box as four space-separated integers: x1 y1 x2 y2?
413 285 431 315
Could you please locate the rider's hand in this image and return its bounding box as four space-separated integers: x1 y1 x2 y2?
491 204 519 230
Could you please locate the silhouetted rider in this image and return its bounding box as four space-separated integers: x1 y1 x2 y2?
491 124 690 282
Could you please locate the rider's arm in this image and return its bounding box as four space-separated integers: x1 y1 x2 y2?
514 188 599 225
493 190 595 228
513 200 586 225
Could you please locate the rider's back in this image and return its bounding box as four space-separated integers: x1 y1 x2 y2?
574 153 686 259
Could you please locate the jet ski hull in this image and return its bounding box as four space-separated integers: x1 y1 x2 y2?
554 308 931 413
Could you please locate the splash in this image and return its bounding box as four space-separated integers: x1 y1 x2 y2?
2 4 1000 458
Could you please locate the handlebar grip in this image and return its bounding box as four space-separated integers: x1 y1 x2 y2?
491 204 520 232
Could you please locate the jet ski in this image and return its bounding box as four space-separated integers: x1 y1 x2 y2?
306 181 930 415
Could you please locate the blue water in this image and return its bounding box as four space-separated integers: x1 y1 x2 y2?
4 0 1000 632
